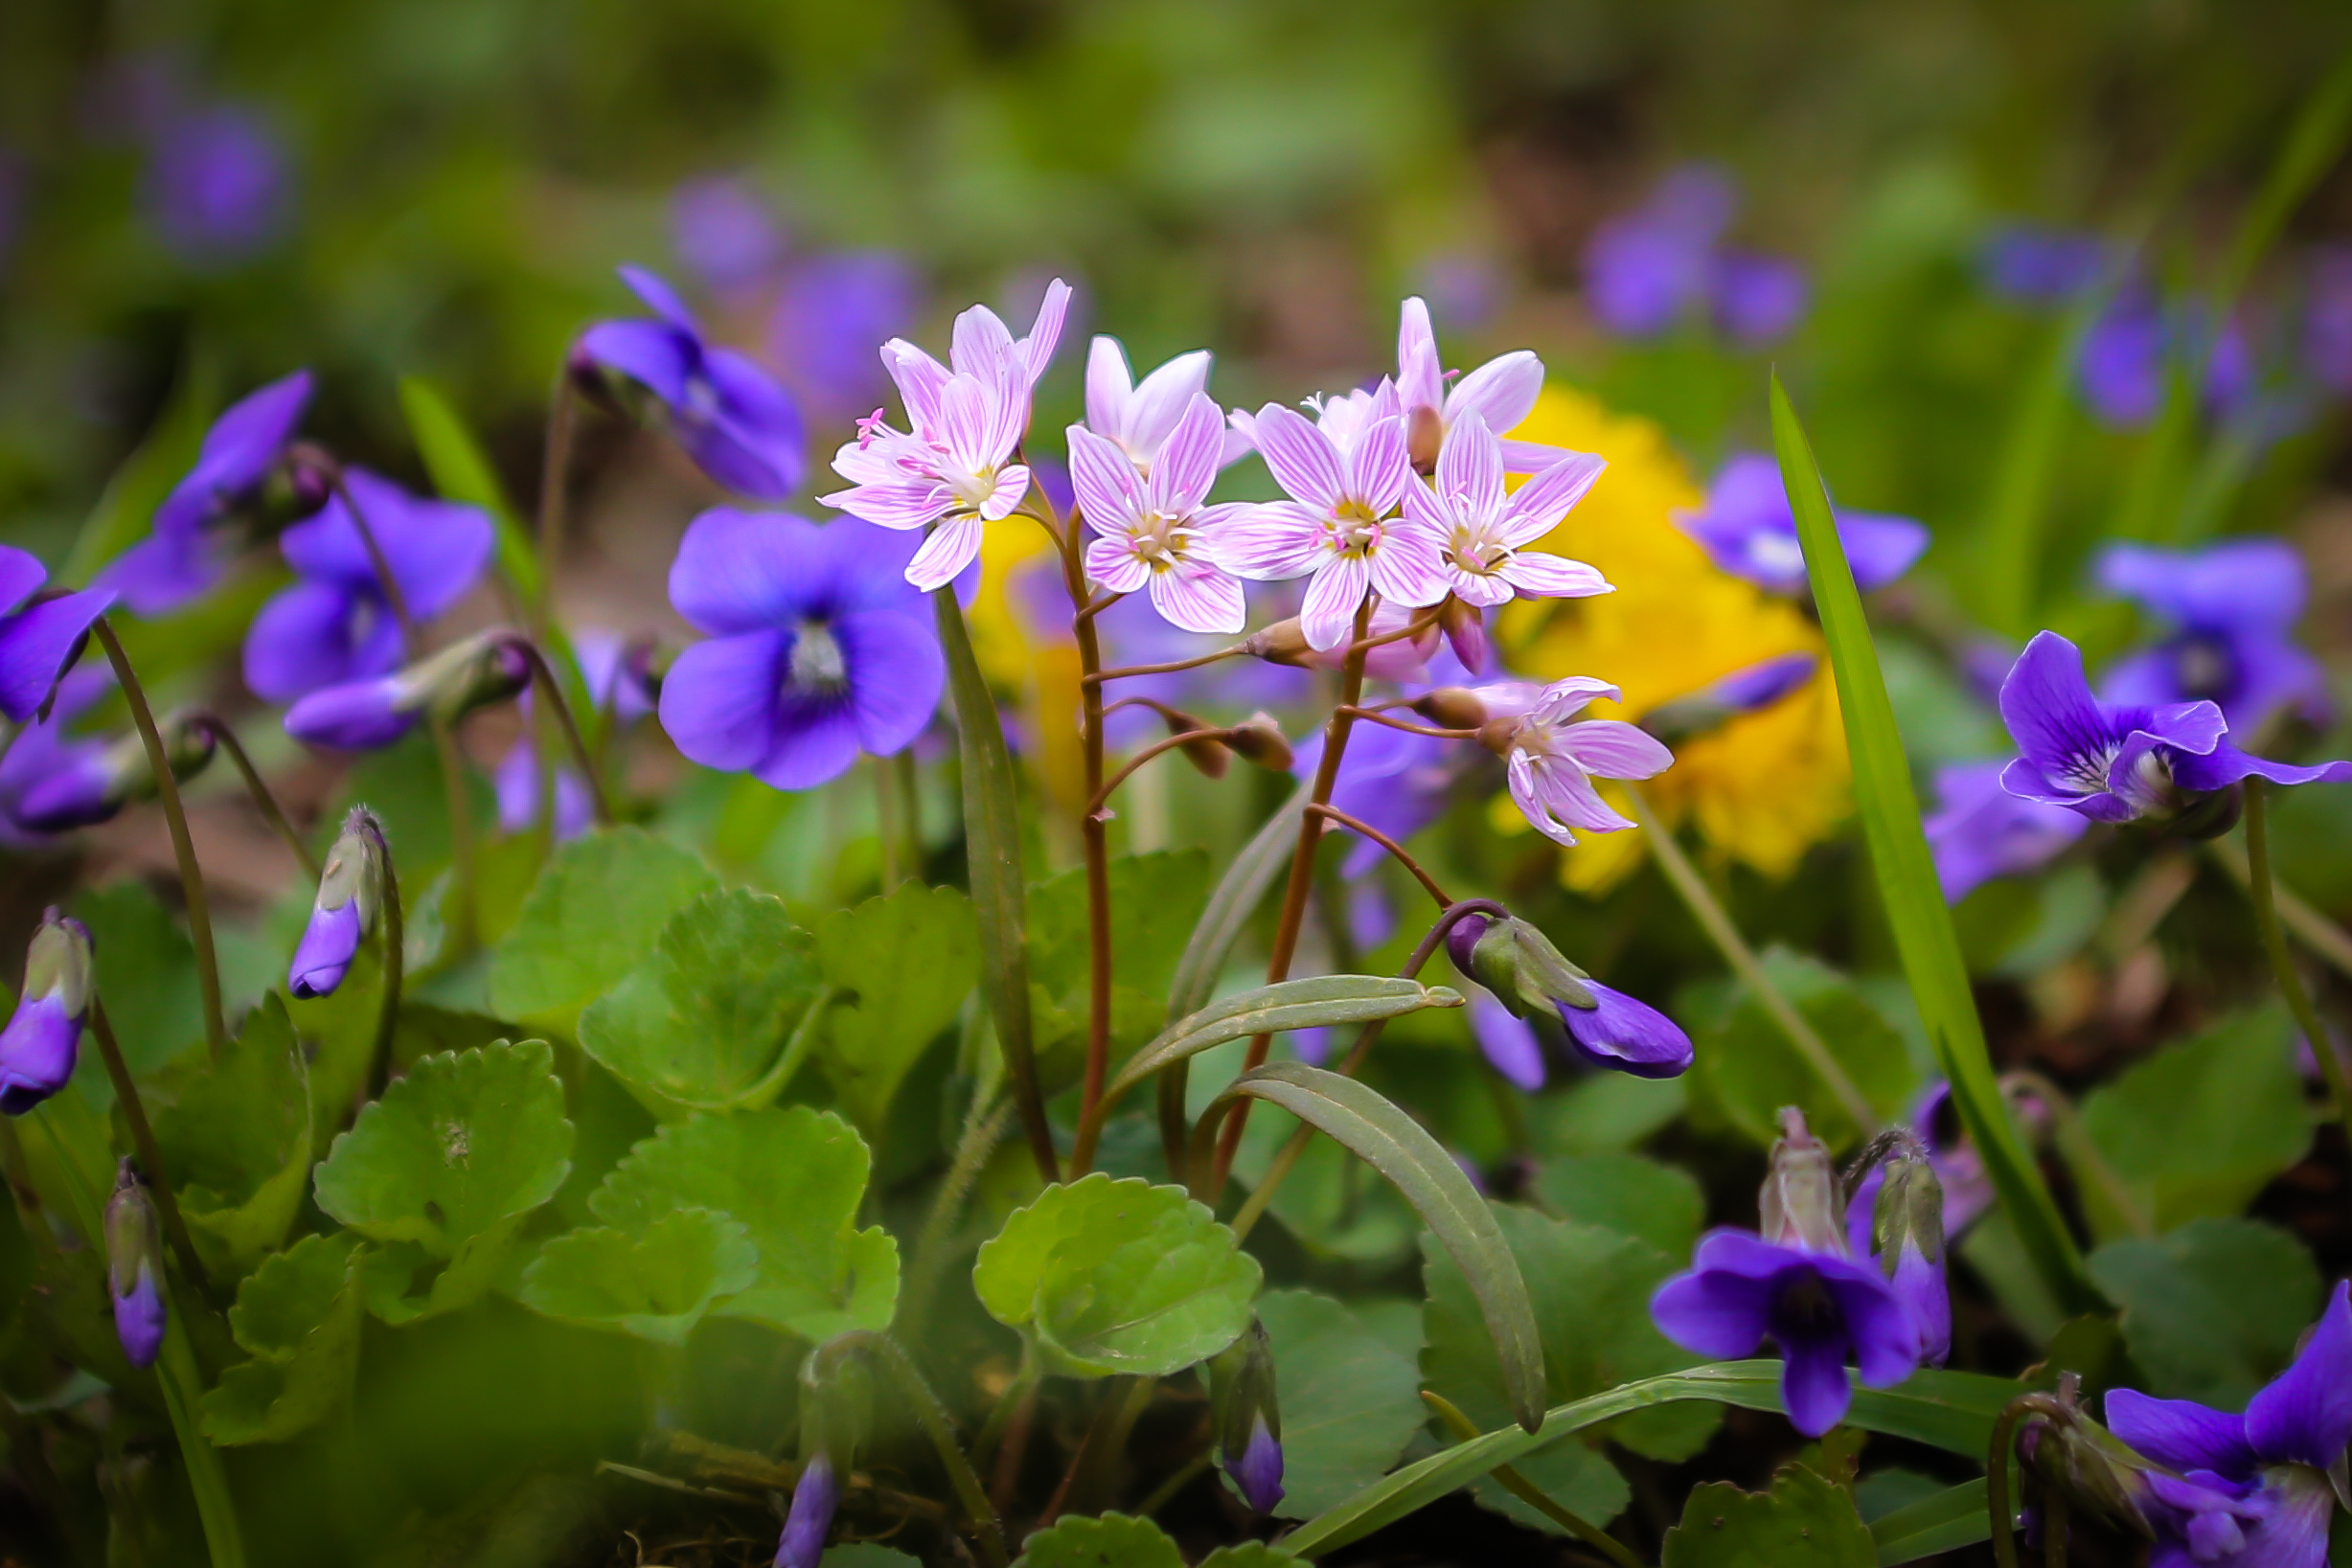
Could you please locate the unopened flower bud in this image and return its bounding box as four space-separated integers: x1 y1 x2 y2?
775 1451 836 1568
1241 618 1313 668
1868 1137 1951 1365
1446 914 1596 1020
1209 1317 1284 1514
290 809 384 1000
1761 1106 1844 1254
1438 596 1488 673
1640 653 1818 745
1474 716 1522 757
105 1158 166 1368
2013 1378 2158 1544
281 441 341 517
1413 687 1490 731
1157 705 1228 780
285 631 532 752
1223 712 1291 772
1407 403 1446 472
11 711 217 835
0 910 93 1114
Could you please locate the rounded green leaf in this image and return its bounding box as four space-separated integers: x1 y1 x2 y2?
311 1038 574 1258
1197 1546 1301 1567
202 1233 368 1445
813 882 980 1133
974 1173 1259 1378
1660 1465 1874 1568
589 1106 897 1340
518 1208 758 1346
1533 1154 1705 1261
2088 1216 2322 1408
148 993 312 1274
1012 1511 1182 1568
578 887 823 1118
487 827 719 1031
1687 949 1915 1152
1257 1289 1424 1518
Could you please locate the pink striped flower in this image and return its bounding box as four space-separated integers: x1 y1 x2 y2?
1496 676 1676 846
819 281 1072 592
1070 394 1250 635
1404 410 1611 608
1394 295 1564 472
1214 398 1446 651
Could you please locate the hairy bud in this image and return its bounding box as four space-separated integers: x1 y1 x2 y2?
105 1159 166 1368
0 910 94 1115
1223 712 1292 772
289 808 386 1000
1761 1106 1844 1255
1446 913 1596 1019
1209 1317 1284 1514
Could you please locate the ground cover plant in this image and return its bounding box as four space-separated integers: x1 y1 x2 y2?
6 8 2352 1567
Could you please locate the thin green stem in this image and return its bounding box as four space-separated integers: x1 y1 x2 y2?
505 639 613 826
362 818 404 1100
92 618 224 1057
194 716 319 877
1423 1392 1641 1568
824 1332 1009 1568
902 1095 1011 1338
2207 835 2352 982
87 1000 208 1290
1987 1400 2032 1568
2045 1487 2068 1568
1625 783 1877 1136
891 747 922 875
1999 1069 2152 1238
2246 779 2352 1123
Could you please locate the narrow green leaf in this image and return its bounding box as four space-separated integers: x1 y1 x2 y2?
1770 375 2102 1318
1213 1062 1546 1434
398 375 540 606
1970 308 2088 638
933 589 1052 1175
1868 1477 2000 1565
1167 784 1308 1023
1286 1361 2021 1558
1107 976 1461 1109
2213 50 2352 314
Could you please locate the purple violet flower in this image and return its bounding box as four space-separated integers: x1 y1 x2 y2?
1557 983 1698 1079
2078 291 2251 430
97 370 312 616
1980 224 2108 305
0 546 114 724
1676 453 1927 596
145 102 289 263
774 1451 836 1568
2304 247 2352 396
658 511 943 790
1470 988 1547 1092
0 912 92 1116
288 903 362 1000
1710 251 1808 345
242 466 493 703
1233 1415 1285 1515
574 266 806 501
671 176 786 297
1404 411 1610 609
2095 539 2329 734
1997 631 2352 825
284 633 529 753
0 670 114 841
1584 166 1737 339
1070 393 1251 634
819 280 1072 590
769 252 924 422
2104 1280 2352 1568
1447 912 1695 1079
1925 758 2090 902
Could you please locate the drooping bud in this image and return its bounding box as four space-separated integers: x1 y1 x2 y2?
1639 653 1819 745
1438 597 1488 673
1157 704 1229 780
774 1451 836 1568
0 910 93 1114
1412 686 1490 731
284 631 532 752
1406 403 1446 472
105 1158 167 1368
779 1336 869 1568
1240 618 1313 668
1761 1106 1845 1255
1445 914 1597 1020
1866 1134 1951 1365
280 440 341 517
2012 1377 2159 1545
1223 712 1292 772
289 808 384 999
1209 1317 1284 1514
11 711 218 835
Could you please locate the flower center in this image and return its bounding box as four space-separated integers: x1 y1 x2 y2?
788 622 849 693
946 464 1000 511
1130 512 1188 570
1450 519 1506 573
1331 499 1383 552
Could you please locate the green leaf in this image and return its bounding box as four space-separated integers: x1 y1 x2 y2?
1012 1512 1183 1568
398 375 539 605
822 1550 922 1568
1687 949 1918 1152
589 1106 897 1340
1532 1154 1704 1260
1771 374 2100 1317
1422 1206 1714 1514
1030 849 1211 1002
578 887 825 1120
147 994 312 1276
312 1039 573 1320
813 883 981 1133
1107 976 1464 1112
487 829 719 1032
1231 1114 1420 1267
1167 785 1307 1023
71 882 201 1078
1212 1063 1546 1432
1197 1547 1301 1567
1660 1465 1876 1568
1867 1477 1999 1565
201 1233 369 1444
1286 1360 2022 1558
972 1173 1259 1378
2089 1216 2323 1407
1256 1289 1426 1518
1532 1072 1686 1156
2075 1005 2311 1241
517 1208 759 1346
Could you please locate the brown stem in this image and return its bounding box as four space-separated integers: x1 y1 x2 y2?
1084 727 1244 817
1085 648 1248 685
504 639 614 827
87 1000 208 1290
1205 599 1374 1199
91 619 224 1057
1304 804 1454 909
1063 500 1119 1181
1334 706 1479 742
192 716 319 877
1344 603 1444 656
987 1374 1040 1517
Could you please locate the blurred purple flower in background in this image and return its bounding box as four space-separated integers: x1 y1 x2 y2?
0 547 113 725
1979 223 2108 305
2305 247 2352 395
2096 539 2329 733
1412 252 1503 335
1469 989 1546 1092
671 175 788 298
1926 759 2089 902
242 467 493 703
1676 453 1926 595
772 253 925 423
1585 165 1807 345
146 102 290 263
0 670 113 842
498 634 656 840
2077 290 2250 429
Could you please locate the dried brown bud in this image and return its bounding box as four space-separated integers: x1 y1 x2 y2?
1158 705 1228 780
1413 687 1490 730
1474 716 1521 757
1223 712 1292 772
1240 618 1313 668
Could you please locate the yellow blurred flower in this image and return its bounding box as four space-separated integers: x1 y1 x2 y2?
966 514 1088 817
1498 386 1849 893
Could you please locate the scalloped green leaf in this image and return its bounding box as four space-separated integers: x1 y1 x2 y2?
589 1106 897 1340
1533 1153 1704 1260
148 992 312 1275
973 1173 1259 1379
1030 849 1210 1003
2089 1216 2323 1407
518 1208 758 1346
813 883 980 1133
487 828 719 1031
202 1233 367 1445
1012 1511 1182 1568
1257 1289 1424 1518
1660 1464 1874 1568
578 887 823 1119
